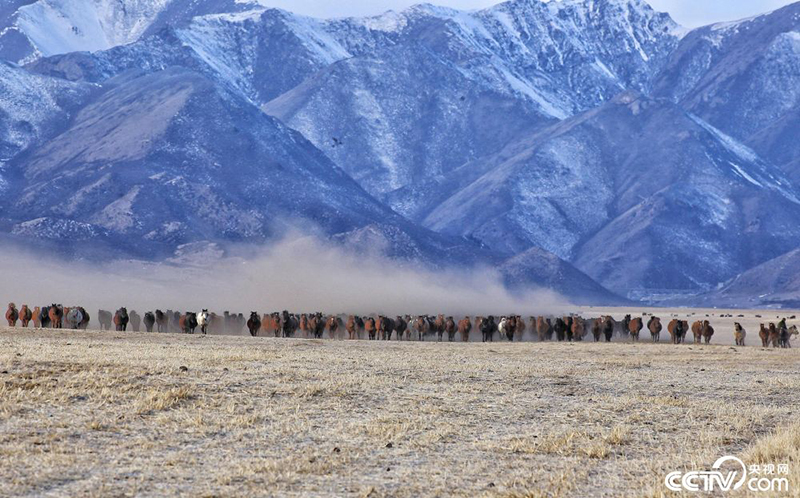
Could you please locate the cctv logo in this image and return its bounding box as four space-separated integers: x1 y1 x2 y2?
665 455 790 493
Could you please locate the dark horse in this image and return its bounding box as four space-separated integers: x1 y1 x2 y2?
480 316 497 342
114 308 129 331
281 311 297 338
247 312 261 337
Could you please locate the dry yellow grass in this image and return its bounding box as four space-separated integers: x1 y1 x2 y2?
1 327 799 497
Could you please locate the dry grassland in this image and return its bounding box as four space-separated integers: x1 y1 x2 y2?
1 327 799 497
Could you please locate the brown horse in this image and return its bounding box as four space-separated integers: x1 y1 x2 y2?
308 313 325 339
758 324 769 347
261 313 280 338
515 315 526 341
701 320 714 344
647 317 662 342
299 314 310 338
444 316 456 342
667 319 685 344
535 316 552 341
571 317 586 341
326 315 342 340
413 316 429 341
734 323 746 346
365 317 377 340
18 305 32 327
458 316 472 342
433 314 446 342
768 323 780 348
691 321 703 344
591 318 602 342
5 303 18 326
629 317 643 342
49 305 64 329
32 306 42 328
346 315 362 340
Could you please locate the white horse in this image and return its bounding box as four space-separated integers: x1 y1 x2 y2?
65 308 84 330
198 309 210 335
498 317 508 340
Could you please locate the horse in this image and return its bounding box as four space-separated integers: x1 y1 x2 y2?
500 316 517 341
480 315 497 342
49 304 64 329
5 303 19 327
784 325 798 348
629 317 643 342
515 316 526 341
458 316 472 342
299 314 310 339
65 307 84 329
262 313 281 338
700 320 714 344
172 311 182 333
668 319 684 344
77 308 89 329
377 316 395 341
433 314 446 342
445 316 456 342
553 317 567 342
247 312 261 337
180 312 198 334
154 310 167 333
758 324 770 347
535 316 552 341
19 305 32 327
619 314 632 338
98 310 113 331
363 317 376 340
602 316 615 342
413 316 429 341
395 316 409 341
281 311 297 338
345 315 359 340
306 313 323 339
32 306 42 328
198 309 210 335
647 317 662 342
564 316 574 342
39 306 51 328
144 312 156 332
691 321 704 344
591 318 602 342
734 323 746 347
129 311 141 332
327 315 342 340
114 308 129 331
571 317 586 341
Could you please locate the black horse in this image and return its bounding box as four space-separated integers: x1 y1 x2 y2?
480 316 497 342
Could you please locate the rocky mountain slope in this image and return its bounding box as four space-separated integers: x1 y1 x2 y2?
1 0 799 304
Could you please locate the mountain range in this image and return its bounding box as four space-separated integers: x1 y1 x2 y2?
1 0 798 306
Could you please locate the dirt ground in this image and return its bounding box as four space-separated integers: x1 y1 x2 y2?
1 324 799 497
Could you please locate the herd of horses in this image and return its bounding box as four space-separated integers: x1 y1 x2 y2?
4 303 798 347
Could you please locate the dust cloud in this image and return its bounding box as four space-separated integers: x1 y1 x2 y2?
0 234 571 317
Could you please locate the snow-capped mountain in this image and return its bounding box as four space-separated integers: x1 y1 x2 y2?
2 0 799 304
653 3 800 181
0 0 262 64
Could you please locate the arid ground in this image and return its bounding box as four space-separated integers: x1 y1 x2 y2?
1 322 799 497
